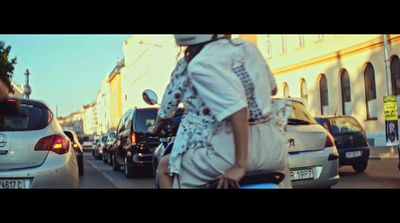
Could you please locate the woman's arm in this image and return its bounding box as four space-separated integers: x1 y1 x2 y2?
217 107 249 189
148 116 171 135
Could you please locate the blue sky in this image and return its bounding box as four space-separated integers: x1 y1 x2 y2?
0 34 131 116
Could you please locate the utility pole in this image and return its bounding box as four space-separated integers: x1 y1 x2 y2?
383 34 392 96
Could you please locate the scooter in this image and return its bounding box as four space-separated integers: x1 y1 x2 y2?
143 89 285 189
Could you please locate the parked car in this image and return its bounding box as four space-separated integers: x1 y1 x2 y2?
315 116 370 173
94 135 107 160
281 98 339 188
82 135 94 152
113 107 159 178
103 131 116 164
0 97 79 188
64 130 84 176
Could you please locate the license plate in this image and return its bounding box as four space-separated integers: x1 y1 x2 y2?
0 179 25 189
290 169 314 181
346 151 362 158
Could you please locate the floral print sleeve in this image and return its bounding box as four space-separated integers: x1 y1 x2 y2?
158 58 188 119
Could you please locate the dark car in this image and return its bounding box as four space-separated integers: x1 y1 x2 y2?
64 130 84 176
315 116 370 173
112 107 159 178
103 131 116 165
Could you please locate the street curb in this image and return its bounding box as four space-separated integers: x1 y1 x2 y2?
369 156 398 160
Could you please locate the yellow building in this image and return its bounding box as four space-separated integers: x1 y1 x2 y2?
251 34 400 147
107 59 123 130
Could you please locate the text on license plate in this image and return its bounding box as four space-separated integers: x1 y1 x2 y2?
346 151 362 158
0 179 25 189
290 169 314 181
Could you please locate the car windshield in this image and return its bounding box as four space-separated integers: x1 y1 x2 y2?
327 117 363 135
134 109 158 132
0 102 52 131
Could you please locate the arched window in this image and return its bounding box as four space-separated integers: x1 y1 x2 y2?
319 74 329 115
390 55 400 115
300 78 308 105
340 69 352 115
283 82 290 97
364 63 377 119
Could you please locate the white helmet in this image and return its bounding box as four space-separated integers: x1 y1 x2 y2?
174 34 225 46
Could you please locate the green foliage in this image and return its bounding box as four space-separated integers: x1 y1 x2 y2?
0 41 17 93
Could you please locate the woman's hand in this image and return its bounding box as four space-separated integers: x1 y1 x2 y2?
217 164 246 189
148 125 157 135
148 125 167 136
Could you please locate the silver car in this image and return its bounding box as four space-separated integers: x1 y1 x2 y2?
278 98 340 188
0 97 79 189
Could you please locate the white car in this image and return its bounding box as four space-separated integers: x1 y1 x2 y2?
0 97 79 189
277 98 340 188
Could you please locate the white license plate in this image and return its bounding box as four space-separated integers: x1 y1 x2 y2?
290 169 314 181
346 151 362 158
0 179 25 189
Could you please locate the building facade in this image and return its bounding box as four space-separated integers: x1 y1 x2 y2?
121 35 181 114
253 34 400 147
107 59 124 131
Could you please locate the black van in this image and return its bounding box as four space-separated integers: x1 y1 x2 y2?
112 107 159 178
315 115 370 173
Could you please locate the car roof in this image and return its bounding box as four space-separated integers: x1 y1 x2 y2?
8 96 51 110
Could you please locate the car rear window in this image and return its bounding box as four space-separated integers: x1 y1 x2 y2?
327 117 363 135
0 103 53 131
134 109 158 133
64 131 74 141
288 101 317 125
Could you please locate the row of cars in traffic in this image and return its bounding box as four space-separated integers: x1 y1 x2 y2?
0 95 388 189
86 93 374 188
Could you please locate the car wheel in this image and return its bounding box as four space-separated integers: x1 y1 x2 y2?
124 157 136 178
112 154 121 171
78 156 84 176
353 162 368 173
103 152 108 163
108 153 113 166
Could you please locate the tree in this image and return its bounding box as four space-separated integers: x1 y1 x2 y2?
0 41 17 94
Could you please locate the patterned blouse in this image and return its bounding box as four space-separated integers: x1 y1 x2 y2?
158 38 287 175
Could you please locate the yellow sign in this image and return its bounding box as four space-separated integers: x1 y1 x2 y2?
384 96 398 121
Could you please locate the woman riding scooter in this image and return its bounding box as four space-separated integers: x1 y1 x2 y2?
149 34 292 189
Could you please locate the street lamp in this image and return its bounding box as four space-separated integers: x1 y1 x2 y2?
23 69 32 99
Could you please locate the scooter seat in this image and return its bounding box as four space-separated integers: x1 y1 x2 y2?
206 170 285 189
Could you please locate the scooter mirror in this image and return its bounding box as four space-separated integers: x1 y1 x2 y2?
142 89 158 105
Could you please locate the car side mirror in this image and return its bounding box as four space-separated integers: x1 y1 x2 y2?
142 89 159 106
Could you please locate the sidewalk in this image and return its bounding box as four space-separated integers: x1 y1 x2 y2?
369 146 399 160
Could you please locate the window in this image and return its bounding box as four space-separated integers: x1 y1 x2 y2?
281 35 287 53
298 35 305 47
319 74 329 115
390 55 400 114
266 35 272 58
364 63 377 119
283 82 290 97
340 69 352 115
300 78 308 105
